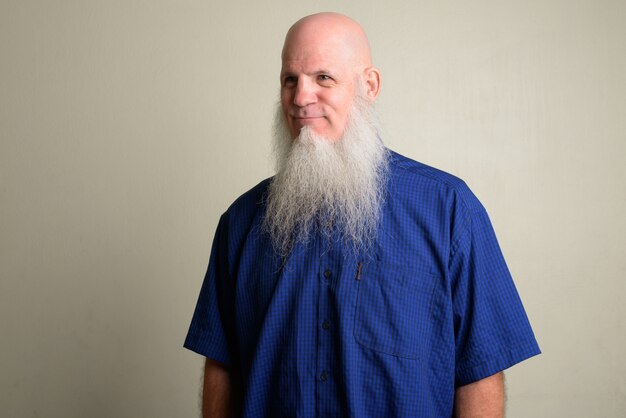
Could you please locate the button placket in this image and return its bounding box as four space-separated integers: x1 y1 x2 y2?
316 252 336 410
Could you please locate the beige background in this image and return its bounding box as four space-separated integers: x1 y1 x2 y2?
1 1 624 417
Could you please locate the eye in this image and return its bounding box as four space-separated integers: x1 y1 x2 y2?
317 74 335 86
282 76 297 87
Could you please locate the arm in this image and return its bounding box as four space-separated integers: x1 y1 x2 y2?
202 358 232 418
453 372 505 418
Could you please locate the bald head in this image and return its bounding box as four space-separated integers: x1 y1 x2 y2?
282 13 373 69
279 13 381 140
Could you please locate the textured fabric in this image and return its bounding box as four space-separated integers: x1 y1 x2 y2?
184 150 540 417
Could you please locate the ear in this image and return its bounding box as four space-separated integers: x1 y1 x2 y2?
362 66 381 101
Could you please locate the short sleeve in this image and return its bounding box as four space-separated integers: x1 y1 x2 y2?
449 208 540 386
184 214 234 366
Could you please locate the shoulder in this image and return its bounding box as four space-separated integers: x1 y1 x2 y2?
226 177 271 214
387 149 484 214
219 177 271 231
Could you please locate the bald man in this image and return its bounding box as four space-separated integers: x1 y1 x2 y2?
185 13 540 418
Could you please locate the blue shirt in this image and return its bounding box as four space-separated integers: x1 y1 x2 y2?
185 150 540 417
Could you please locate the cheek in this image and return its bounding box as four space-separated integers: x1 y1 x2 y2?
331 95 354 125
279 98 291 119
280 90 292 109
329 88 354 113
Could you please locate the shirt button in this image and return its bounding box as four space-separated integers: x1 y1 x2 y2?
320 371 328 381
323 270 332 279
322 320 330 330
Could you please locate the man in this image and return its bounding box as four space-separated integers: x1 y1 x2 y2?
185 12 540 418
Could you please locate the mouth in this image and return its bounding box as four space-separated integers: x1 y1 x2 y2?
292 116 325 127
293 116 324 120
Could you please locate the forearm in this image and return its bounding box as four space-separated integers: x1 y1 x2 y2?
202 358 232 418
454 372 505 418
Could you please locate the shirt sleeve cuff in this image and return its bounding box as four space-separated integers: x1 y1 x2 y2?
455 340 541 386
183 332 232 367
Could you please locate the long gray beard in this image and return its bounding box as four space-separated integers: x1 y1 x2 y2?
263 94 390 257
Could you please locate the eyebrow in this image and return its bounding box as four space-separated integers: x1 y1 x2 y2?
280 69 338 79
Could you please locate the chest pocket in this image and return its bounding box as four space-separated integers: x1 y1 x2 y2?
354 261 437 359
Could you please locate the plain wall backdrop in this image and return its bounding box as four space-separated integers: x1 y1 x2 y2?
1 1 624 417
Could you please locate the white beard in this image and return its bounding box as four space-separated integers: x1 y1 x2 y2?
263 92 390 257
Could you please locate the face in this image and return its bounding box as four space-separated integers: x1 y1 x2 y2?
280 39 358 141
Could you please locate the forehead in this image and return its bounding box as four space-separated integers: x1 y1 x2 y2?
281 32 355 74
281 53 346 77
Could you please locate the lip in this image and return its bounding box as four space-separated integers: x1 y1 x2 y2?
293 116 324 120
292 116 325 128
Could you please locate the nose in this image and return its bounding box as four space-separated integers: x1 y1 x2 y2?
293 78 317 107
